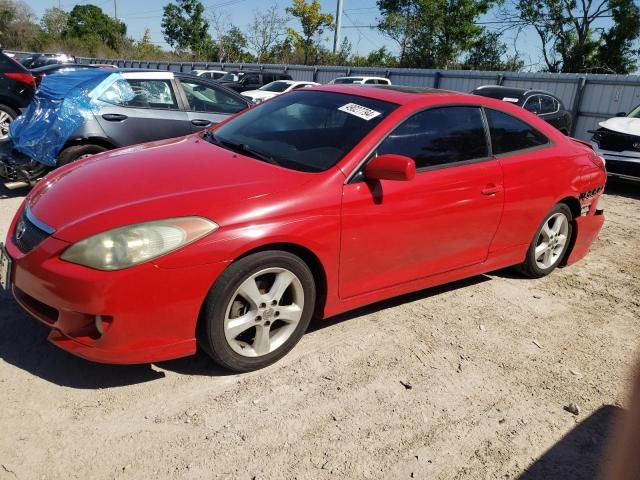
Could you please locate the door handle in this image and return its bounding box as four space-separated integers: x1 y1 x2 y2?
101 113 128 122
191 119 212 127
481 184 501 196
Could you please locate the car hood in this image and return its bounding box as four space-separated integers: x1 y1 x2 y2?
599 117 640 137
26 135 312 242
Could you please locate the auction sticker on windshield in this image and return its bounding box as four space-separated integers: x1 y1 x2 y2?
0 244 11 291
338 103 382 121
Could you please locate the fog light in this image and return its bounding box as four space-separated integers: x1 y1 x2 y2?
95 315 113 336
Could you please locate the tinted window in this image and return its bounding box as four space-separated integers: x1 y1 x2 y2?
539 95 556 114
180 79 246 114
377 106 488 169
486 109 549 155
211 91 397 172
99 79 178 109
523 96 541 114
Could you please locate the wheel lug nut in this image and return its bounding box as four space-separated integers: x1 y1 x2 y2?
259 303 266 309
275 311 280 317
265 320 271 326
255 316 262 322
271 300 277 306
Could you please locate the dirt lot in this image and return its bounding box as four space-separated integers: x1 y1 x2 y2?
0 181 638 480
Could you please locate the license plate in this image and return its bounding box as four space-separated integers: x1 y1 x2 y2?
0 244 12 291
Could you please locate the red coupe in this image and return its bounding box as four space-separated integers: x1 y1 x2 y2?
0 85 606 372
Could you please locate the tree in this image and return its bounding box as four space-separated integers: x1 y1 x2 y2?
219 26 249 63
134 29 164 59
462 31 525 71
504 0 640 73
161 0 212 58
286 0 334 64
0 0 40 50
246 4 289 63
377 0 494 69
65 4 126 51
40 7 68 39
351 46 399 67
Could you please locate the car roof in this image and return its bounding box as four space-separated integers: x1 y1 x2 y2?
311 84 470 105
31 63 97 73
472 85 557 98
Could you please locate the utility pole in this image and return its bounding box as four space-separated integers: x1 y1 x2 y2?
114 0 119 20
332 0 344 53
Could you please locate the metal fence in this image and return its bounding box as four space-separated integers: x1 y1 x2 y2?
79 56 640 141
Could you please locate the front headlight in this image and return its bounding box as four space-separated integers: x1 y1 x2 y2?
61 217 218 270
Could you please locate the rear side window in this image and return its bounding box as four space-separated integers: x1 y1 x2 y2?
485 109 549 155
377 106 489 169
99 79 178 109
539 95 556 114
180 79 247 114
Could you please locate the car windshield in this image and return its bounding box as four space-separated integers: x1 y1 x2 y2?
259 81 291 92
219 72 243 82
207 90 397 172
333 78 363 84
628 104 640 118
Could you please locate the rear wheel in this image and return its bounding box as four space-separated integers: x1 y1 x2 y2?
57 144 108 167
518 204 573 278
0 104 18 143
199 251 316 372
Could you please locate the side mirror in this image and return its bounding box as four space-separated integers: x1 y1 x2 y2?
616 111 627 117
364 154 416 181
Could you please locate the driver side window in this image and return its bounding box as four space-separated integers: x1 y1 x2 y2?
376 106 489 170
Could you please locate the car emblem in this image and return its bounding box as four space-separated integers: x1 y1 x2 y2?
633 142 640 150
15 219 26 240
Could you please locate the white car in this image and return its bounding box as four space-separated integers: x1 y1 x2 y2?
191 69 227 81
590 103 640 181
329 76 392 85
241 80 319 103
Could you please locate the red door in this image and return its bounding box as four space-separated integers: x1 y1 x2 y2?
338 105 504 298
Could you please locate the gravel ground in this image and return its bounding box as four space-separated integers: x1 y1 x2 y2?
0 181 638 480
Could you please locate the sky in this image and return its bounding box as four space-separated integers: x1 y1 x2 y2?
27 0 551 68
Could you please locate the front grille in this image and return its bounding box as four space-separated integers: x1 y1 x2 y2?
606 159 640 178
13 208 52 253
597 129 640 152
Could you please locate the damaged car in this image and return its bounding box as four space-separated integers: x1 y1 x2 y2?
590 105 640 182
0 69 251 187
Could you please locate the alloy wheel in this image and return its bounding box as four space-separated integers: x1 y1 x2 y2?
534 212 569 269
224 267 305 357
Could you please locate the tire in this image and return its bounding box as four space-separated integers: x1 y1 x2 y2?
518 204 573 278
57 144 108 167
0 104 18 143
199 250 316 372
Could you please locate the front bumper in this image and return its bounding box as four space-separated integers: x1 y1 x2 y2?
5 227 229 364
591 144 640 181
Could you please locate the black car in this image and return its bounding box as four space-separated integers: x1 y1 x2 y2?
30 63 100 86
471 86 573 135
20 53 76 69
590 105 640 182
218 70 293 93
0 69 252 185
0 51 36 142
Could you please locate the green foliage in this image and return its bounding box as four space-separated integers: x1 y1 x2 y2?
40 7 67 39
218 26 250 63
286 0 334 64
462 31 524 71
64 4 127 51
514 0 640 73
377 0 493 68
161 0 212 58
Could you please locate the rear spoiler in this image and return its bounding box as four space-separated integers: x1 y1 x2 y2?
570 137 594 150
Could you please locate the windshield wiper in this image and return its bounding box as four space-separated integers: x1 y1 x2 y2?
204 132 280 166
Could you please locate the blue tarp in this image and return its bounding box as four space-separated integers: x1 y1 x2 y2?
9 70 121 166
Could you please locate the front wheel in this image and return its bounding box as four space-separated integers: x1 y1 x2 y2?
518 204 573 278
199 251 316 372
0 104 18 143
57 144 108 167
